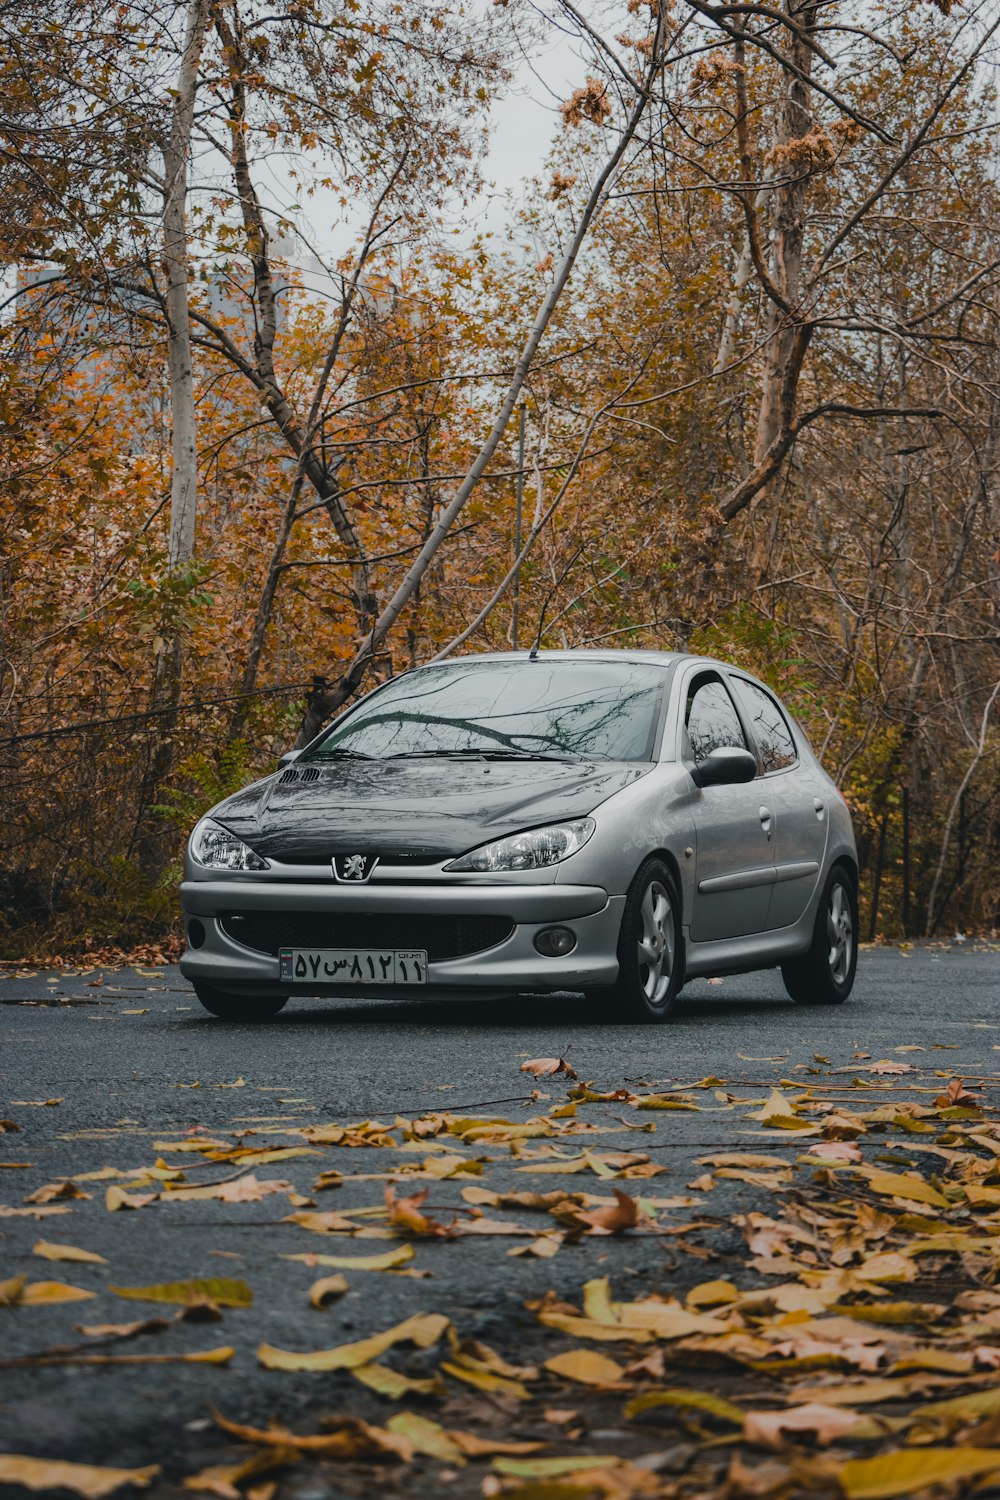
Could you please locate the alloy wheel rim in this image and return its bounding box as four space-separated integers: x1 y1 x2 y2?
637 879 674 1005
828 881 853 985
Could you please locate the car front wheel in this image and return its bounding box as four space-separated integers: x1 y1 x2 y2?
781 865 858 1006
593 858 683 1023
193 982 288 1021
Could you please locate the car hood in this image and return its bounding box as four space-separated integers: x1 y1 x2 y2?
212 758 650 862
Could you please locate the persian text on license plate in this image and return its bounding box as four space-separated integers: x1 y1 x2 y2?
279 948 427 985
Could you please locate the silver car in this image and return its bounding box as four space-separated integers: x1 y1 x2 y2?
180 650 858 1022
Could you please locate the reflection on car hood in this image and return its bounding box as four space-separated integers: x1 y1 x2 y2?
212 757 650 861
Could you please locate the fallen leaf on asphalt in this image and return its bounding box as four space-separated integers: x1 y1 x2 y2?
567 1188 639 1235
105 1187 157 1211
75 1320 172 1339
213 1409 412 1460
491 1455 620 1479
19 1280 97 1305
351 1362 447 1399
840 1448 1000 1498
806 1141 863 1163
0 1120 21 1133
257 1311 449 1371
163 1174 294 1203
280 1245 414 1272
0 1276 96 1306
24 1180 90 1204
32 1240 108 1264
508 1233 564 1259
520 1058 578 1080
440 1359 530 1399
183 1448 296 1499
743 1402 867 1448
385 1412 463 1463
12 1099 64 1107
0 1455 160 1498
543 1350 624 1386
109 1278 252 1307
624 1388 745 1429
384 1185 456 1237
308 1273 349 1307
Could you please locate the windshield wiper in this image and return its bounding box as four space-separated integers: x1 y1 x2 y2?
385 749 488 760
478 749 585 762
314 747 373 760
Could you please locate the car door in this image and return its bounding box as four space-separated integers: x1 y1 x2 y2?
683 671 774 942
729 675 828 930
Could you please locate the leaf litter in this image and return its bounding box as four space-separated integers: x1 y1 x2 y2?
11 1059 1000 1494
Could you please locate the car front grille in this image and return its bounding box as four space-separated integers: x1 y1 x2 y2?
218 910 515 962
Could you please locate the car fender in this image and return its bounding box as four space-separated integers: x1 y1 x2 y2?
554 763 696 910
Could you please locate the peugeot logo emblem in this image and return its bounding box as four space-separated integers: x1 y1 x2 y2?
332 853 378 883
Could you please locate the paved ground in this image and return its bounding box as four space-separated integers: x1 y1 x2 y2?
1 944 998 1493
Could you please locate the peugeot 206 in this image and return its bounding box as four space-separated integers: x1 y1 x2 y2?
180 650 858 1022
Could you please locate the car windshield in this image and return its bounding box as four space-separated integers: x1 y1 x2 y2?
309 660 666 763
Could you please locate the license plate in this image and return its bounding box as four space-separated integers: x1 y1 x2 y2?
279 948 427 986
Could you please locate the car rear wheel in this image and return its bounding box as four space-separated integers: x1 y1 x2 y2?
592 858 683 1023
193 982 288 1021
781 865 857 1005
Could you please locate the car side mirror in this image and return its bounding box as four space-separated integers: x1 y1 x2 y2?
277 749 301 769
691 746 758 788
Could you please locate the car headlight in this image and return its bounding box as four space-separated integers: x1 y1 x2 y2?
444 819 595 873
190 818 269 871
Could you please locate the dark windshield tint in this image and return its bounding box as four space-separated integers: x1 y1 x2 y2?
310 660 666 762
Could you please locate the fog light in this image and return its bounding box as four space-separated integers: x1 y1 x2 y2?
534 926 576 958
187 918 206 950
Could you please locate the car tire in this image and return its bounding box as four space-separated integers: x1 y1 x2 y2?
193 983 288 1021
593 858 683 1023
780 864 858 1006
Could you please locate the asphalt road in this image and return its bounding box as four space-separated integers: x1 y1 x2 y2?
1 944 998 1494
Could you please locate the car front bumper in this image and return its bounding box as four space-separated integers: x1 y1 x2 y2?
179 879 624 997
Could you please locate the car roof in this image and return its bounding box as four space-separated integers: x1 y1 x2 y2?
410 648 741 673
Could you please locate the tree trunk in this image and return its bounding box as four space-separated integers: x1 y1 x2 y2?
141 0 209 874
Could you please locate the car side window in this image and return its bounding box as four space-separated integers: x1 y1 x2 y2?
684 677 749 762
732 678 797 773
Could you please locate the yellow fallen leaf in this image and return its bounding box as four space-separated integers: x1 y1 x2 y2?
19 1281 96 1305
351 1363 446 1399
258 1312 448 1371
492 1456 620 1478
0 1455 160 1499
110 1279 252 1307
841 1448 1000 1499
308 1274 348 1308
544 1350 624 1386
440 1361 530 1399
507 1234 563 1259
687 1279 739 1308
105 1187 157 1212
183 1447 295 1499
863 1171 951 1209
385 1413 463 1463
0 1275 27 1306
279 1245 414 1272
582 1277 618 1325
624 1389 744 1424
212 1410 411 1460
536 1310 652 1343
32 1241 108 1265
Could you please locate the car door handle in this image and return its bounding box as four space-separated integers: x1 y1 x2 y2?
759 805 772 841
814 797 826 820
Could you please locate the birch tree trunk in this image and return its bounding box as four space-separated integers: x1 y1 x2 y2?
142 0 209 871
